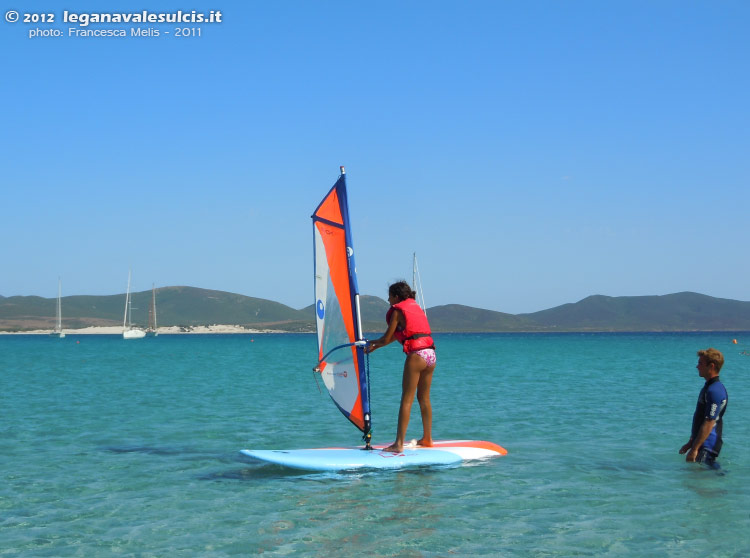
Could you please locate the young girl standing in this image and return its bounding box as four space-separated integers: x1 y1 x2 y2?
367 281 436 452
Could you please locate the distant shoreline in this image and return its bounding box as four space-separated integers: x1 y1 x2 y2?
0 325 294 335
3 289 750 332
2 327 749 336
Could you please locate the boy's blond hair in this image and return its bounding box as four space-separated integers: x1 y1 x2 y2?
698 348 724 372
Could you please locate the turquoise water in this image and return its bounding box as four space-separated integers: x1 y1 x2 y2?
1 332 749 557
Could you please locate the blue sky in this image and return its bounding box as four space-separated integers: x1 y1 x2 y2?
2 1 748 314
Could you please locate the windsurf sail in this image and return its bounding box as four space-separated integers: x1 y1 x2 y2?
311 167 372 448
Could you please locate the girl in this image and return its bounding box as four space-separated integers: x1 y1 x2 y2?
367 281 436 452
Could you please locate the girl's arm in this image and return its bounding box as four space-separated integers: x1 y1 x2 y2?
366 309 401 353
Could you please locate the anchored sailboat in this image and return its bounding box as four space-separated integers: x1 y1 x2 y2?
412 252 427 314
146 284 158 337
123 270 146 340
241 167 507 471
50 277 65 338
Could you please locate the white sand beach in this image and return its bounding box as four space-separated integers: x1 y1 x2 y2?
0 325 289 335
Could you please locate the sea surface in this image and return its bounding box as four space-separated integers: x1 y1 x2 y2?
1 332 749 557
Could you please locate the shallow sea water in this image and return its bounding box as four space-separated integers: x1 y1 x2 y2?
1 332 749 556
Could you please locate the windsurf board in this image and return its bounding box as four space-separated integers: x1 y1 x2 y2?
241 440 507 472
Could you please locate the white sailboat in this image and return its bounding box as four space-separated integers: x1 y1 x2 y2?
412 252 427 315
50 277 65 338
123 270 146 339
146 284 158 337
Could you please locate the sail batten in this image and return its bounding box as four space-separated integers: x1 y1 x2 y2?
311 171 372 445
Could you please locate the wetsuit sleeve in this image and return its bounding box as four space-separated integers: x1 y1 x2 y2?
705 383 727 420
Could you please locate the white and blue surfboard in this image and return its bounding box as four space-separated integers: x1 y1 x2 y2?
241 440 507 472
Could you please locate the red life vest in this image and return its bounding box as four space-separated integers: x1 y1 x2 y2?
385 298 435 353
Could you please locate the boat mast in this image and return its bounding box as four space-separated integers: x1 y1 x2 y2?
56 277 63 331
151 284 157 330
412 253 427 316
123 270 131 329
412 253 416 296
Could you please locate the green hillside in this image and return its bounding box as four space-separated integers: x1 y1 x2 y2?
152 287 308 329
1 288 748 332
425 304 538 332
523 292 750 331
0 287 311 332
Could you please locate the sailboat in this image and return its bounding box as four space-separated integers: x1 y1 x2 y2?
146 284 158 337
412 252 427 313
50 277 65 338
123 270 146 339
241 167 507 471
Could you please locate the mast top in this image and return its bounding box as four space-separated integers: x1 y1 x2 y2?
340 166 346 175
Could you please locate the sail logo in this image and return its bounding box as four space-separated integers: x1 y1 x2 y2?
327 369 348 378
316 300 325 319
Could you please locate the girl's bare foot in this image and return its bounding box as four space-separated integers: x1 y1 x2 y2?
383 443 403 453
417 438 433 447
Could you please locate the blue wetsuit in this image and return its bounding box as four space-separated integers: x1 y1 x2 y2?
690 376 728 465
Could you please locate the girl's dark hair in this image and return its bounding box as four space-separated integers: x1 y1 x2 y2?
388 281 416 302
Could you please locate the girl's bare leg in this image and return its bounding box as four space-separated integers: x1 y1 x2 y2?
385 354 432 452
384 354 421 452
416 364 435 446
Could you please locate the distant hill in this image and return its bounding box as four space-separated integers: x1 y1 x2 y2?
1 288 748 332
521 292 750 331
425 304 537 332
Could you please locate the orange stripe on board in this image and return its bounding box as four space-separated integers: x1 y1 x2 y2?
432 440 508 455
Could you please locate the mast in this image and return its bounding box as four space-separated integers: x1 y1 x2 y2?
51 277 65 337
56 277 62 331
123 270 131 329
412 252 416 295
412 252 427 316
151 284 157 330
148 284 158 335
340 166 372 448
341 167 365 344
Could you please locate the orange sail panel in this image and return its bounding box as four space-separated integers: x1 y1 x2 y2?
311 172 371 439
